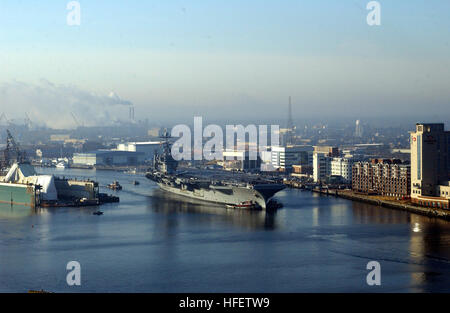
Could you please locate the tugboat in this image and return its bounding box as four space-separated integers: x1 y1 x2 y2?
99 193 120 203
107 181 122 190
93 211 104 216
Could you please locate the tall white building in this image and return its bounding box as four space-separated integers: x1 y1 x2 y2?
355 120 363 137
271 145 313 172
330 157 354 183
313 152 331 182
410 123 450 208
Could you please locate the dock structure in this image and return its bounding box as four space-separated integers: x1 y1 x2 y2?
309 187 450 220
0 131 118 208
1 162 117 208
0 182 39 208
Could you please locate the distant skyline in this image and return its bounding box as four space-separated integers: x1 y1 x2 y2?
1 1 450 128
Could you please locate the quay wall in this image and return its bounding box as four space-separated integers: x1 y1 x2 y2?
285 181 450 220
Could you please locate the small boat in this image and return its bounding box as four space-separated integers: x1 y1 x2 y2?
93 211 104 216
98 193 120 203
107 181 122 190
56 162 66 169
125 168 137 174
132 180 140 185
226 201 258 210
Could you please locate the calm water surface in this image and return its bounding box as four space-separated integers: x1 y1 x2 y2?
0 168 450 292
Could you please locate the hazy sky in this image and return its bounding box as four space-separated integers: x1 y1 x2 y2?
1 1 450 128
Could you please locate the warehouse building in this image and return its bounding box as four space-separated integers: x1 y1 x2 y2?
116 141 162 161
73 150 145 166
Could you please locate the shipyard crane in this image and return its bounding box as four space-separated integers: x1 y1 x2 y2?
71 112 80 128
1 130 27 168
0 112 10 126
24 113 33 130
70 112 86 128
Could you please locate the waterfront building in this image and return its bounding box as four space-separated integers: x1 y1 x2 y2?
73 150 145 166
221 150 261 172
313 152 331 183
352 159 411 198
330 157 354 184
292 165 313 176
271 145 313 172
312 146 340 183
116 141 162 161
410 123 450 208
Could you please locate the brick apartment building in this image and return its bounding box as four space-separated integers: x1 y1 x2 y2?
352 159 411 198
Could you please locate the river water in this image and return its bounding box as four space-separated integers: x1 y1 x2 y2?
0 167 449 292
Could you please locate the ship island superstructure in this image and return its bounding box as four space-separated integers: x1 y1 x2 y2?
146 132 285 210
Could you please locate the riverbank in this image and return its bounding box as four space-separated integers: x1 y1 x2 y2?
310 188 450 220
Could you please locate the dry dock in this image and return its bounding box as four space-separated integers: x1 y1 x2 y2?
0 182 39 208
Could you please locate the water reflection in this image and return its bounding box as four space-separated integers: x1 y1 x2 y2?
408 215 450 292
0 203 103 219
351 201 411 224
148 189 278 230
350 201 450 292
0 203 34 219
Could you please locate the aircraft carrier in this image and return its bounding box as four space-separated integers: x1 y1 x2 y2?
146 134 285 210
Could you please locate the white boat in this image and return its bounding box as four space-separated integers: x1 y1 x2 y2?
56 162 66 169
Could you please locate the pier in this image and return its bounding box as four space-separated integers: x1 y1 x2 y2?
284 180 450 220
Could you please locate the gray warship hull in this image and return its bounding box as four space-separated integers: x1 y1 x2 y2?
146 131 285 210
156 180 284 209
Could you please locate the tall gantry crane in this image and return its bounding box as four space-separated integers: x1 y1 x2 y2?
24 113 33 130
1 130 27 169
0 112 10 127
